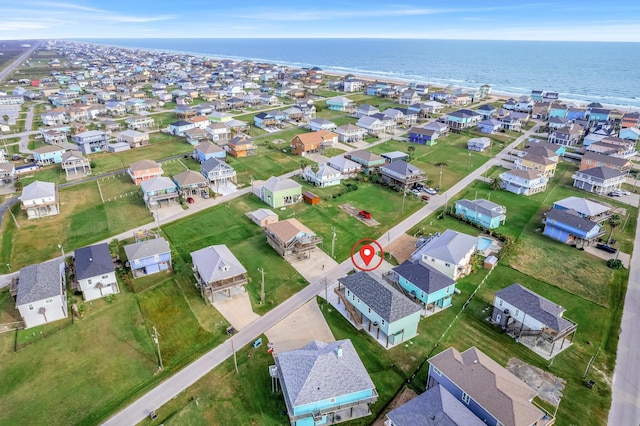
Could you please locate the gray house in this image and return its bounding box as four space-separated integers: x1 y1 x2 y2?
191 244 248 303
74 243 118 301
379 160 427 190
201 157 237 189
72 130 108 154
14 259 68 329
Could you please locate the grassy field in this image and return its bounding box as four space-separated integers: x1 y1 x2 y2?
0 41 31 71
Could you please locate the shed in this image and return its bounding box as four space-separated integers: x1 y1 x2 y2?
302 191 320 205
108 142 131 153
484 255 498 270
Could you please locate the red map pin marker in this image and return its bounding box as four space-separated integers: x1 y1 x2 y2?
359 244 375 266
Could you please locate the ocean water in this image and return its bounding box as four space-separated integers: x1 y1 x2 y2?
75 38 640 109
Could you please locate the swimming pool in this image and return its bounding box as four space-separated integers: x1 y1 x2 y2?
478 237 493 252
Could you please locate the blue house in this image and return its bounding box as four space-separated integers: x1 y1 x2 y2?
454 198 506 229
326 96 354 112
549 103 568 118
567 107 587 121
273 339 378 426
168 120 196 136
253 111 281 129
589 108 611 122
407 127 438 145
33 145 66 164
123 237 172 279
391 260 456 314
620 127 640 142
427 347 551 426
337 271 421 349
194 141 225 163
478 119 502 134
543 208 604 245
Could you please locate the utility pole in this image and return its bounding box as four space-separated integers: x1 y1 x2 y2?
152 326 163 370
231 339 238 374
259 268 265 304
401 190 407 213
331 227 336 259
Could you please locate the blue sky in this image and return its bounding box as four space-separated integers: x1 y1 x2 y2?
1 1 640 41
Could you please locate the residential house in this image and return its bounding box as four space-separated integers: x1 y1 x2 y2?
589 108 611 122
552 196 610 222
246 208 279 227
621 112 640 129
477 104 497 120
173 170 209 197
408 127 438 146
478 119 502 134
264 218 322 258
446 109 481 130
124 237 172 278
385 384 485 426
355 104 379 118
454 198 506 229
381 152 409 163
74 243 118 301
20 181 59 219
15 260 67 329
191 244 248 303
411 229 478 280
194 141 226 163
0 163 16 188
61 150 91 178
254 176 302 208
388 260 456 315
409 101 443 117
356 116 385 136
168 120 196 136
117 129 149 148
273 339 378 425
126 115 154 130
548 126 582 146
501 115 522 131
572 166 626 195
41 108 67 126
580 151 632 173
467 137 492 152
254 111 282 130
426 347 553 426
346 149 385 174
328 155 362 178
227 135 256 157
379 160 427 190
500 169 549 196
188 115 210 130
619 127 640 142
128 159 163 185
72 130 108 154
140 177 179 208
291 130 338 156
532 102 550 119
514 147 558 178
184 127 209 145
326 96 355 112
208 111 233 123
400 89 421 105
307 118 337 132
201 157 236 188
33 145 66 164
206 122 232 143
549 103 568 118
337 271 421 348
543 208 604 245
42 129 68 145
492 283 577 357
303 163 342 187
335 124 366 143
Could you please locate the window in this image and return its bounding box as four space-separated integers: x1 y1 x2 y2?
102 275 109 279
28 304 34 310
499 299 503 307
45 298 53 304
515 309 520 316
445 263 450 267
88 279 92 285
329 397 336 403
368 308 371 314
432 366 442 376
154 254 160 261
446 287 450 294
381 319 385 326
461 391 471 404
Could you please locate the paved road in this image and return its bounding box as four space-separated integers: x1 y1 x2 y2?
102 125 539 425
609 209 640 424
0 42 41 83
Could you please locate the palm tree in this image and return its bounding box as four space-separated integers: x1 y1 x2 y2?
490 178 502 191
607 213 622 243
434 162 449 190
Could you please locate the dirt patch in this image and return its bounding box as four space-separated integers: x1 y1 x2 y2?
389 234 418 264
507 358 565 405
371 386 417 426
339 203 380 226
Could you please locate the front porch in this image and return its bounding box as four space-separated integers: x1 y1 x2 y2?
194 269 248 305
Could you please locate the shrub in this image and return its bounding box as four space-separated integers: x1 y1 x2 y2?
607 259 623 269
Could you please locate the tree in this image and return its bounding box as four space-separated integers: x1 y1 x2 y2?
607 213 622 243
490 178 502 191
406 145 416 161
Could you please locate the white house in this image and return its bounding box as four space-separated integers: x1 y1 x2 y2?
411 230 478 280
74 243 119 301
303 163 343 187
15 259 68 329
20 181 59 219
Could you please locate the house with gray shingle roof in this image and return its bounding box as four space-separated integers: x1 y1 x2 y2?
20 180 59 219
543 208 604 245
454 198 507 229
191 245 248 303
385 383 486 426
273 339 378 425
427 347 553 426
411 229 479 280
572 166 626 195
124 237 172 279
380 160 427 190
491 283 577 358
337 271 421 348
15 259 68 329
389 260 456 316
74 242 118 301
552 196 610 222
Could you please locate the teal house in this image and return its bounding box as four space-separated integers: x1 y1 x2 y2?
391 260 456 314
337 271 421 349
273 339 378 426
326 96 354 112
258 176 302 208
454 198 507 229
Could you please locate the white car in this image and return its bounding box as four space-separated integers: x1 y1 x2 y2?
619 190 630 196
425 188 438 195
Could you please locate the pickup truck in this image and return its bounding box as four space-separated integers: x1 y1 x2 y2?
358 210 372 219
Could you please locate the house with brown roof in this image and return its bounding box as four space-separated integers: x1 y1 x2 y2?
580 151 632 173
117 129 149 148
227 135 256 157
291 130 338 156
264 218 322 259
173 170 209 197
514 146 558 177
61 150 91 178
128 159 163 185
427 347 554 426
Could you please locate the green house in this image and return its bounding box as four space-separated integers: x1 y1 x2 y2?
258 176 302 208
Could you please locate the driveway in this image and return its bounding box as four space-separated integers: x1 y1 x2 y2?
212 288 260 331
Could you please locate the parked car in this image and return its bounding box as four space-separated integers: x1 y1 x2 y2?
421 194 430 201
607 191 621 197
425 188 437 195
187 197 195 204
596 243 617 254
358 210 371 219
619 190 630 196
411 189 421 196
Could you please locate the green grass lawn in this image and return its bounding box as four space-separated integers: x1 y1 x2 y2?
227 146 302 186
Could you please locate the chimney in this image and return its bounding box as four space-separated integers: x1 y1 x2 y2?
336 345 343 357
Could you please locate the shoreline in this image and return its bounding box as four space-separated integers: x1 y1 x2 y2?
69 39 639 112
